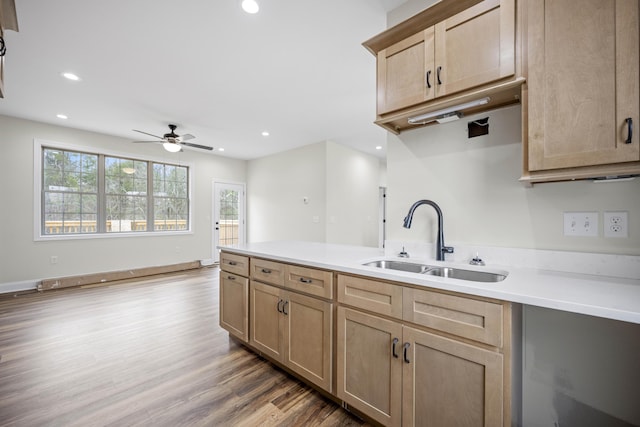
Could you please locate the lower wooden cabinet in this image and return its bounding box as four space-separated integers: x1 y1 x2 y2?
250 280 333 392
337 306 403 426
337 306 505 427
402 326 504 427
219 271 249 342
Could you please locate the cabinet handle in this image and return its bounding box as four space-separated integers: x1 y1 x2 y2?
277 299 283 313
392 337 399 358
227 275 236 281
299 277 312 284
228 261 237 266
436 66 442 85
261 268 272 274
426 70 431 88
283 300 289 315
625 118 633 144
403 342 411 363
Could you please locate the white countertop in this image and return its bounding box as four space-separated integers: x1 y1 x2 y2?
219 241 640 325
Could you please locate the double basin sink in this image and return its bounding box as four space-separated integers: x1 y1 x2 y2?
362 260 506 283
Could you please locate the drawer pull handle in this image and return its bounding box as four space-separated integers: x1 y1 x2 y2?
392 337 399 358
625 117 633 144
283 300 289 315
227 275 235 281
403 342 411 363
299 277 312 284
425 70 431 88
277 299 284 313
228 261 237 266
261 268 272 274
436 66 442 85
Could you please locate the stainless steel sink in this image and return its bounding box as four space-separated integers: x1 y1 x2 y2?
362 260 431 274
362 260 506 282
422 267 506 282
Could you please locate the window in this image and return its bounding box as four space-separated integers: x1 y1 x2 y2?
39 143 190 237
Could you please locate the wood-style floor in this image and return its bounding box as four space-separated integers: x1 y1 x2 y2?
0 267 368 427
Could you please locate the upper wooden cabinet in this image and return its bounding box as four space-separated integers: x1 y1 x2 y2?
366 0 522 133
522 0 640 183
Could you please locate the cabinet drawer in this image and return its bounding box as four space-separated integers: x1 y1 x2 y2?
403 287 503 347
337 275 403 320
284 265 333 299
251 258 285 286
220 252 249 276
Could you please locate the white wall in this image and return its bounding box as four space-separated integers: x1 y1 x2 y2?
386 105 640 255
0 115 246 287
247 142 327 243
247 141 381 246
326 141 380 247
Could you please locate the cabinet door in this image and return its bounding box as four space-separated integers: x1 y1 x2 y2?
527 0 640 171
219 272 249 342
377 28 435 115
336 307 403 427
402 326 504 427
434 0 515 97
284 292 333 392
249 281 283 361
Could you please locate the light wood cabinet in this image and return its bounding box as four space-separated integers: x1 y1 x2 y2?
371 0 519 132
219 272 249 342
336 306 403 426
219 252 250 343
250 281 333 392
402 326 504 426
522 0 640 182
336 273 510 426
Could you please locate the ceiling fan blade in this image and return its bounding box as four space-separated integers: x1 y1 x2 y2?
181 142 214 151
133 129 164 139
132 140 161 143
180 133 196 141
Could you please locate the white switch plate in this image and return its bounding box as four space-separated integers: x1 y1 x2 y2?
603 211 629 238
563 212 598 237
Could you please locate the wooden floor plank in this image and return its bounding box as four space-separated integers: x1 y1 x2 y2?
0 268 369 426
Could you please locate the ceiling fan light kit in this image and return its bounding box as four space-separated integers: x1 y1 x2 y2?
163 142 182 152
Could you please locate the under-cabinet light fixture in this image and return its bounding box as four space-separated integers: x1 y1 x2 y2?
163 142 182 153
408 97 491 125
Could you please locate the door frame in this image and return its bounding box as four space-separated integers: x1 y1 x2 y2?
212 180 246 263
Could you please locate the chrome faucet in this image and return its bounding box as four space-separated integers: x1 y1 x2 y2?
403 200 454 261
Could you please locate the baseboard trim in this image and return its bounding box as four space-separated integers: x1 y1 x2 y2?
0 279 40 294
38 261 202 291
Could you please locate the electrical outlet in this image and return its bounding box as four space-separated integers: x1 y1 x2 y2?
604 211 628 238
563 212 598 237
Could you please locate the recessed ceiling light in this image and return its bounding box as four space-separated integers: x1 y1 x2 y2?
375 146 382 150
62 72 80 81
56 114 68 119
218 148 225 152
242 0 259 14
262 131 269 136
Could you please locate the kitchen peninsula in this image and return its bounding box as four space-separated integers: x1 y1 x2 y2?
219 241 640 426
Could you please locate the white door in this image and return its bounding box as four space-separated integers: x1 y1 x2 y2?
213 181 245 262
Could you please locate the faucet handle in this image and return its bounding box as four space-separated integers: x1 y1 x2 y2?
469 252 485 266
442 246 454 254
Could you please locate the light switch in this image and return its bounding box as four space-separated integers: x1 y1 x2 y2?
563 212 598 237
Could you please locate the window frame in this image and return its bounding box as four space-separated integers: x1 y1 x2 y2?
34 138 194 241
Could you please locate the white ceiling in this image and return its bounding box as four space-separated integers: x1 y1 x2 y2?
0 0 407 160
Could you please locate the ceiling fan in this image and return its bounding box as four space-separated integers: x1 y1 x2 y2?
133 124 213 152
